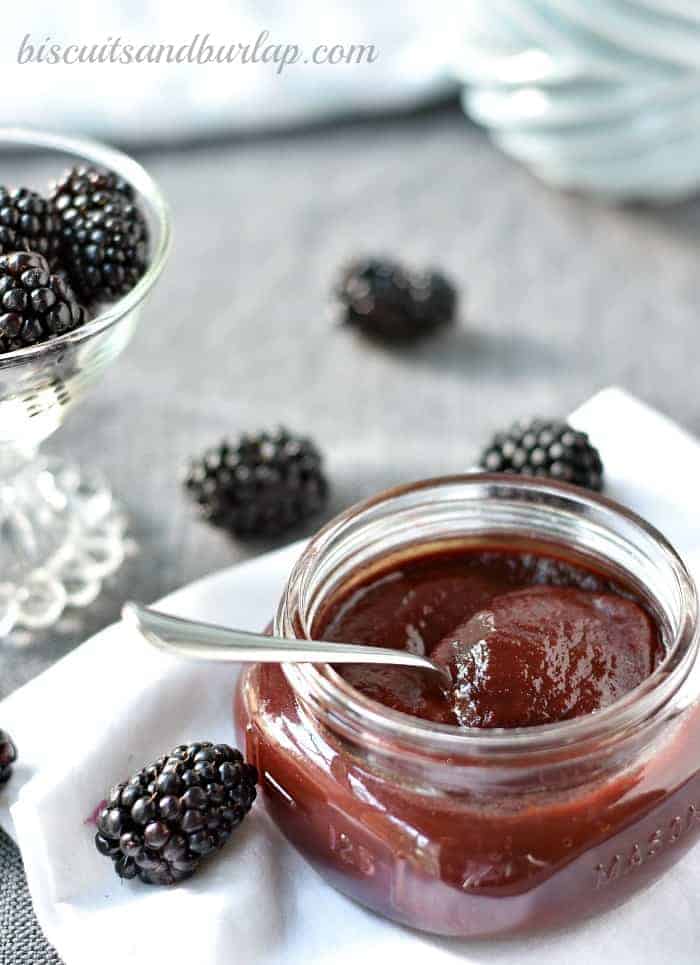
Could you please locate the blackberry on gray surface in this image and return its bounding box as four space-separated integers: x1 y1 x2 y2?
0 729 17 786
50 165 148 303
95 742 258 886
336 256 457 341
0 251 88 353
185 428 329 537
0 186 60 263
480 418 603 491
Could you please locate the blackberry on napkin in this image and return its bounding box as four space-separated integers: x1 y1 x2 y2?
95 741 257 885
480 418 603 491
0 728 17 786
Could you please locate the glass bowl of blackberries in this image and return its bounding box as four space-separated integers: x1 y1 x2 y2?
0 128 170 633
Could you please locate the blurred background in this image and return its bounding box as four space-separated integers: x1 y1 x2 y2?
3 0 700 684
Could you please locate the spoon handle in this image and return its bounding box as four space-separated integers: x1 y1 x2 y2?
122 602 441 674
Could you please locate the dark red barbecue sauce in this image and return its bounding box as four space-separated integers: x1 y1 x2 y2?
236 544 700 936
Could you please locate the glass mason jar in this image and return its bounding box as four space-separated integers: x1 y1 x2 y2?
235 475 700 938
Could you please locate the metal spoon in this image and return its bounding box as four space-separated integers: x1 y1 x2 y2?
122 602 449 679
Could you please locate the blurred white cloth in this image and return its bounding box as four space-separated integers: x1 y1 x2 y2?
3 1 457 143
2 387 700 964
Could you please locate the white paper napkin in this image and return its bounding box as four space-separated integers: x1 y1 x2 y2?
2 386 700 965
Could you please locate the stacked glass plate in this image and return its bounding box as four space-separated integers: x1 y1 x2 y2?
457 0 700 201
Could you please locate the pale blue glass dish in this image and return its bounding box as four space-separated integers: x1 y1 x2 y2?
457 0 700 199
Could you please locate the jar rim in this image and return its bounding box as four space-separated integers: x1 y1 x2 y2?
277 474 699 758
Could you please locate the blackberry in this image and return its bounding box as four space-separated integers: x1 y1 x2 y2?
0 729 17 786
50 165 148 303
0 251 87 353
185 428 329 537
480 418 603 491
95 741 257 886
51 165 135 205
336 256 457 341
0 186 60 263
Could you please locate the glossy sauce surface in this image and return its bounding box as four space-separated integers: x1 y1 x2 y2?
315 549 664 727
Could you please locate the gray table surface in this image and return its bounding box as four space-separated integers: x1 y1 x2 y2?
3 102 700 963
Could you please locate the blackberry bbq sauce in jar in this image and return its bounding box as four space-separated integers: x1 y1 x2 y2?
235 475 700 938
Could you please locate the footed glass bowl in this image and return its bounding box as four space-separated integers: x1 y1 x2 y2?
0 128 170 632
